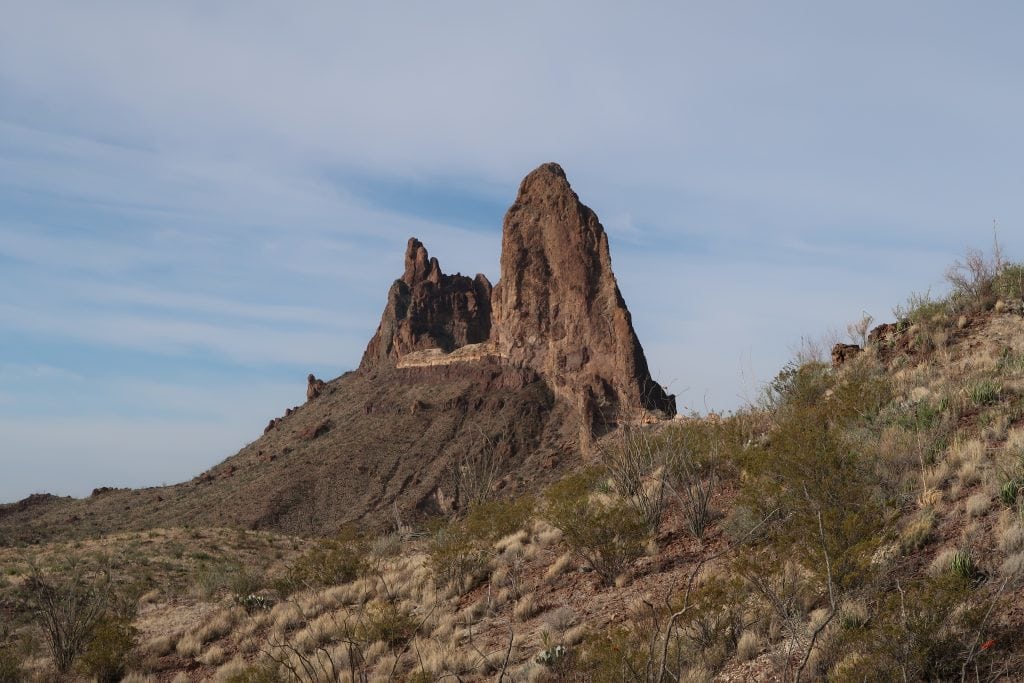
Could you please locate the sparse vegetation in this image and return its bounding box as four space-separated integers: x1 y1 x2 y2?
3 246 1024 679
543 469 648 585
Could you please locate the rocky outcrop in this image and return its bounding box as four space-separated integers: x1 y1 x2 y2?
360 164 675 432
831 343 862 368
491 163 675 428
360 239 492 369
307 374 327 401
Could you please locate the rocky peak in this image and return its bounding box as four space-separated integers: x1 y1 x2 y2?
360 238 492 369
491 163 675 428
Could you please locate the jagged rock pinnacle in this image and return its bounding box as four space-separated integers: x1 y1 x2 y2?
360 237 492 369
491 163 675 427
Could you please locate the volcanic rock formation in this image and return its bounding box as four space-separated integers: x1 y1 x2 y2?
361 162 675 430
361 238 493 369
492 163 675 428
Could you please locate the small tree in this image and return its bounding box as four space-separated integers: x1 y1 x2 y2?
23 564 113 674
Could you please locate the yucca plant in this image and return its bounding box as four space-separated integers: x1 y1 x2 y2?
1000 479 1021 507
950 550 977 581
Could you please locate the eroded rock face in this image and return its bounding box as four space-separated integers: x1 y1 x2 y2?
831 343 862 368
360 238 493 369
491 163 676 427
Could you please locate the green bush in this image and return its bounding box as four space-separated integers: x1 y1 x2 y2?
462 496 535 544
427 522 488 591
832 574 994 682
77 616 137 683
359 600 418 647
543 470 648 586
280 531 365 594
993 263 1024 300
893 289 947 327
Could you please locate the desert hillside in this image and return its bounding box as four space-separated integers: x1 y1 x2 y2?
3 172 1024 681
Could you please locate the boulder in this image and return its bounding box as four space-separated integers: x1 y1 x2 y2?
831 343 862 368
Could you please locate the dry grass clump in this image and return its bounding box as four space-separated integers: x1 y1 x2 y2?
198 644 227 666
544 552 573 582
900 511 937 551
532 520 564 547
176 606 244 656
928 547 960 577
544 606 575 634
966 492 992 517
922 462 951 491
1000 523 1024 554
513 593 541 622
141 634 175 657
175 631 203 658
736 630 761 662
1000 551 1024 578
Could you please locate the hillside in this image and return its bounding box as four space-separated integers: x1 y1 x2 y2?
3 172 1024 681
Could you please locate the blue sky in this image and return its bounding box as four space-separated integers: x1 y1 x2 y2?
2 2 1024 502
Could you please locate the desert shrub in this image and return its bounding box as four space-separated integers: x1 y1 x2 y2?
994 263 1024 300
427 522 488 591
77 616 137 683
661 422 731 540
280 530 365 594
761 361 831 414
831 574 999 682
359 600 418 647
893 289 947 328
946 247 1000 309
575 625 669 682
543 469 647 585
462 496 535 544
601 426 670 533
738 395 888 591
23 565 114 673
452 426 504 509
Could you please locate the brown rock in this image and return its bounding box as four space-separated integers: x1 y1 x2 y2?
831 343 862 368
360 238 492 368
491 163 675 429
307 373 327 401
868 323 898 346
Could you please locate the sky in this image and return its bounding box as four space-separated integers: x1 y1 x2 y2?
2 2 1024 503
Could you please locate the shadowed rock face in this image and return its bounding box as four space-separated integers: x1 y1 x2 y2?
491 163 675 427
360 238 493 369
